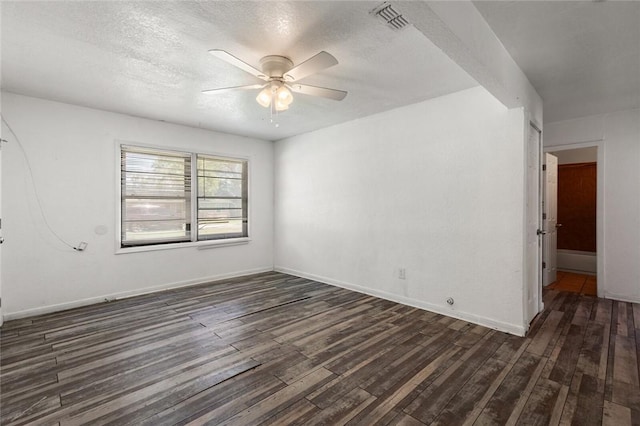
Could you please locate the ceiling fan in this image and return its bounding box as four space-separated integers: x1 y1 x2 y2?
203 50 347 113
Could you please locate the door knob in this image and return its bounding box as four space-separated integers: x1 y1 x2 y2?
537 229 547 236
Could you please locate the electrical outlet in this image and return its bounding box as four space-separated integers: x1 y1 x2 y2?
398 268 406 280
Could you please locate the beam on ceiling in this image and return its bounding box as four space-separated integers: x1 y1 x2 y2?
395 1 543 127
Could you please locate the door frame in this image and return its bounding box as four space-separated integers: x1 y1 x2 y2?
542 153 558 287
0 139 3 327
523 120 543 332
532 122 543 315
544 141 604 297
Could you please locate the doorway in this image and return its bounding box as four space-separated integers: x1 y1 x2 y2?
544 145 600 295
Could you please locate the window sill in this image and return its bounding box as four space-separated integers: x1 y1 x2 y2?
115 238 251 255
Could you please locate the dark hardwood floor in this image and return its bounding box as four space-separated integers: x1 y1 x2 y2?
1 271 638 425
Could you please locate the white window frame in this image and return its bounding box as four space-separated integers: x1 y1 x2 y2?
115 141 251 254
196 153 249 242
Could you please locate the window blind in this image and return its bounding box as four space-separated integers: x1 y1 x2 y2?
196 155 248 240
121 146 192 247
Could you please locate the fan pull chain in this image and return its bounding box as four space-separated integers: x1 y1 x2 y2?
269 86 280 127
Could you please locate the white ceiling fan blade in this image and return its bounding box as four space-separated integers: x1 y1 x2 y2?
202 84 265 95
208 49 268 80
288 83 347 101
284 51 338 81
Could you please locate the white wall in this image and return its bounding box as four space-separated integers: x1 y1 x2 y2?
552 147 598 165
1 92 274 318
545 108 640 303
274 87 528 335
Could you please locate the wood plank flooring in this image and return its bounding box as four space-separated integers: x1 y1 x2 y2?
1 271 639 425
547 271 598 296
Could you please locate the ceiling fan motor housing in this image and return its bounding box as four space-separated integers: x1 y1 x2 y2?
259 55 294 79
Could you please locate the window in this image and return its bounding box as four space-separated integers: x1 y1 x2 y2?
120 145 248 248
197 155 248 241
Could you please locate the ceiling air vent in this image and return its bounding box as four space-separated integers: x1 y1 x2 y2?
371 2 410 30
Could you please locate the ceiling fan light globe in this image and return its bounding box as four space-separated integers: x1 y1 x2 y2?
275 99 289 111
276 86 294 106
256 88 272 108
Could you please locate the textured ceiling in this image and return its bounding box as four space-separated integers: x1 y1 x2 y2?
0 1 478 141
474 1 640 123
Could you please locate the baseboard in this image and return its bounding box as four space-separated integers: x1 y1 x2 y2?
603 292 640 304
557 268 597 276
3 266 274 321
274 266 527 337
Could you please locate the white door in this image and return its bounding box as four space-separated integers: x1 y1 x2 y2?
525 123 542 325
543 153 558 286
